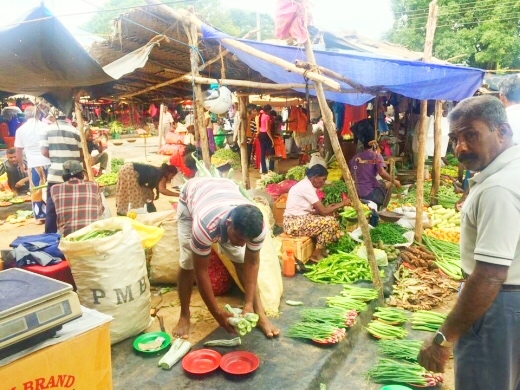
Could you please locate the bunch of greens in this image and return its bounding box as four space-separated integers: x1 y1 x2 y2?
325 234 357 254
322 181 348 206
366 223 408 245
111 158 125 173
285 165 307 181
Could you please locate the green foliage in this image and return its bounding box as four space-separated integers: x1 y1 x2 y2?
109 120 123 135
83 0 274 39
386 0 520 69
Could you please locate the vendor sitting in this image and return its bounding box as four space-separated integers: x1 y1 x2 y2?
85 128 109 176
4 148 29 195
283 164 348 262
349 138 400 208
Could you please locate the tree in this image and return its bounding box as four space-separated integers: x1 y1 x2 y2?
385 0 520 70
82 0 274 40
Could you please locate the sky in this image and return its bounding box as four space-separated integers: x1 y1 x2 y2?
2 0 394 40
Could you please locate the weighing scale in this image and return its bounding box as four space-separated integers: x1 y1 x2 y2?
0 268 82 358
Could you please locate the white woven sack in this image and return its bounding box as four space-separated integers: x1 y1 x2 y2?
59 218 151 344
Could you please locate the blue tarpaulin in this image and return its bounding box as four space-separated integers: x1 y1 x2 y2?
201 25 485 106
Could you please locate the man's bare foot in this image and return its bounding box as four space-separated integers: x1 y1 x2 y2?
172 315 190 339
257 317 280 338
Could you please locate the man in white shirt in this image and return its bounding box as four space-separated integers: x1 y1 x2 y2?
162 105 174 135
498 75 520 144
14 106 51 223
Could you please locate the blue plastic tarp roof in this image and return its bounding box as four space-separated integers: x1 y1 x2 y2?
201 25 485 106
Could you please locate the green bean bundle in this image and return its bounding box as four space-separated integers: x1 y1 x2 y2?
410 310 446 332
378 339 423 361
366 320 407 340
373 307 408 325
367 358 443 387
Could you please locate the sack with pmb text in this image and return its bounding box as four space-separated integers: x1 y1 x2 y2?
59 218 152 344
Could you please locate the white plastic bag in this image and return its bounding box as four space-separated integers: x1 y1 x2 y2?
59 218 151 344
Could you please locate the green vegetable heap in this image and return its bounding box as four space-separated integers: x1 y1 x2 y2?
285 165 307 181
367 223 408 245
321 180 348 206
210 149 241 169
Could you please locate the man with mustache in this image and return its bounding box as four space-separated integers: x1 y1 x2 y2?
418 95 520 390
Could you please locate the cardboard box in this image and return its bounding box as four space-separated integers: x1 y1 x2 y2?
1 322 112 390
279 233 315 263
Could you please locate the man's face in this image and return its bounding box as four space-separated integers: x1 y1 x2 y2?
448 119 504 172
7 153 17 165
226 220 247 247
86 131 94 141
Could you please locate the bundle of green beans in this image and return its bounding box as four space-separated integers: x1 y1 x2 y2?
366 320 407 340
340 285 379 302
378 339 423 361
304 251 373 284
67 229 121 241
300 307 358 328
410 310 446 332
367 358 443 387
325 296 367 312
365 223 408 245
287 322 346 343
422 235 463 280
373 307 408 325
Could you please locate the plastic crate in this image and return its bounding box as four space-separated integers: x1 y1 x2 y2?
22 260 76 289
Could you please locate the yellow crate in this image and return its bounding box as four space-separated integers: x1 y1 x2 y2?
279 233 315 263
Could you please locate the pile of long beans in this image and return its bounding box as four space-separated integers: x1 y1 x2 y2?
340 285 379 301
287 322 346 343
367 358 443 387
410 310 446 332
366 320 407 340
304 252 373 284
300 307 358 328
378 339 423 361
325 296 368 312
373 307 408 325
422 234 463 280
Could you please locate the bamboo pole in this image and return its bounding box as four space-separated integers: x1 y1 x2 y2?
184 22 210 167
294 60 378 95
120 29 258 99
157 103 164 150
429 101 443 205
302 37 383 297
144 0 340 91
239 96 250 189
74 100 94 181
414 0 439 243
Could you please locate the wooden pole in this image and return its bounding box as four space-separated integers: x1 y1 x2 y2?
302 37 383 297
120 29 259 99
184 22 210 167
144 0 341 91
239 96 250 189
74 100 94 181
429 100 443 205
157 103 164 150
414 0 439 243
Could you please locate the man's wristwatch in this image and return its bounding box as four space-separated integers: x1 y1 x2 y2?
433 331 454 347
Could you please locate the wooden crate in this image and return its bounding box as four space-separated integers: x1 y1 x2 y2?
279 233 315 263
273 202 286 227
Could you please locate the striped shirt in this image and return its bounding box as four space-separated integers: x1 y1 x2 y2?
50 178 103 237
40 121 82 183
179 177 266 256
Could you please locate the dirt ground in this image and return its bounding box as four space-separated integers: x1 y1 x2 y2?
0 136 457 388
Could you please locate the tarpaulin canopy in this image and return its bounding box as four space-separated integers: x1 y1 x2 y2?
201 25 485 106
0 6 159 113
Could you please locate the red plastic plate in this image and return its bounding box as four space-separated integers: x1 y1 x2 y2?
220 351 260 375
182 349 222 375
